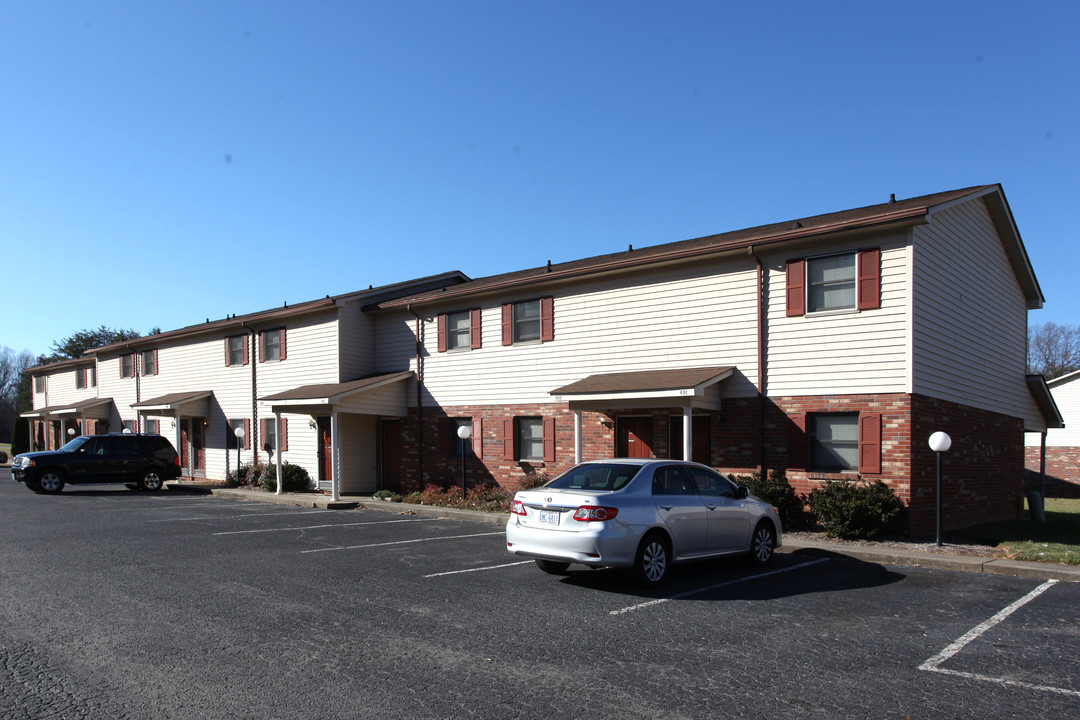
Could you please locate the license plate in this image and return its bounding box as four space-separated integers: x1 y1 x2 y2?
539 510 560 525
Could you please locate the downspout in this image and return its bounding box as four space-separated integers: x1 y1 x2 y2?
747 246 767 476
407 304 425 488
241 322 258 455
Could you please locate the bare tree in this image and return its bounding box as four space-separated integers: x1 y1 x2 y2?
1028 322 1080 380
0 346 37 443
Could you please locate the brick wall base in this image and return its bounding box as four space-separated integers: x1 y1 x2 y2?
1024 446 1080 497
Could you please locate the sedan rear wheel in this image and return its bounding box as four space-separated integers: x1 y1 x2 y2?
37 471 65 494
138 470 164 491
749 521 776 566
535 559 570 575
633 533 670 586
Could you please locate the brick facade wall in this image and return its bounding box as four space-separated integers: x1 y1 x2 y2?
390 392 1026 536
1024 446 1080 497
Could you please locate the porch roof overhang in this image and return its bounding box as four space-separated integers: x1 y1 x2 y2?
550 366 734 411
259 371 414 415
1026 375 1065 431
20 398 113 419
132 391 213 415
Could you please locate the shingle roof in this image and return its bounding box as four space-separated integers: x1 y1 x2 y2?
551 367 734 395
259 371 413 402
374 185 1012 310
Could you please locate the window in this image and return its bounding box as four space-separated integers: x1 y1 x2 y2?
142 349 158 376
516 417 543 461
259 417 289 454
120 354 135 378
808 414 859 472
689 467 737 497
145 418 159 434
501 297 554 345
76 369 86 389
228 419 251 450
226 335 248 367
122 419 136 433
260 328 286 362
438 310 482 352
785 249 880 316
652 465 697 495
34 375 46 394
448 417 473 458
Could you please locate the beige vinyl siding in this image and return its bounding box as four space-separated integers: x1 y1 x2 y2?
336 413 377 492
912 198 1041 425
1027 375 1080 447
387 259 762 407
764 231 912 396
338 300 375 380
96 354 140 431
37 367 96 407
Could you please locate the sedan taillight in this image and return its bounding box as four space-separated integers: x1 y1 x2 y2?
572 506 619 522
510 500 527 516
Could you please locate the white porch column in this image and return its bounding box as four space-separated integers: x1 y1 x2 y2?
574 409 582 465
683 406 693 462
330 411 340 502
274 410 284 496
174 421 184 473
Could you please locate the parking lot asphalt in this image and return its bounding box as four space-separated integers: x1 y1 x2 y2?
165 481 1080 582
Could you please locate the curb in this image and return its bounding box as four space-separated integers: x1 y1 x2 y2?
166 482 1080 582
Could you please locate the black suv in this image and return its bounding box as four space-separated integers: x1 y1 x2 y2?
12 434 181 494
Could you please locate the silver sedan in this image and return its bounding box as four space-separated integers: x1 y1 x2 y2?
505 459 782 585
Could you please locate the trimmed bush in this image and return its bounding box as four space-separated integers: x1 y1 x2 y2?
807 478 906 539
736 470 808 530
259 461 313 493
519 472 551 490
224 462 263 488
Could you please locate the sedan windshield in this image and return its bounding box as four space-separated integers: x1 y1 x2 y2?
546 464 642 492
59 436 90 452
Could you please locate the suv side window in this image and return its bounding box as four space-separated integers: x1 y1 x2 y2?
112 437 140 456
82 438 106 455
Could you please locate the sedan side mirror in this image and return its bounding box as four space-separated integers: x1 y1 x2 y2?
736 486 750 499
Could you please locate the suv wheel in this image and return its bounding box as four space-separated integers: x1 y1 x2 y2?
138 470 164 491
37 471 65 494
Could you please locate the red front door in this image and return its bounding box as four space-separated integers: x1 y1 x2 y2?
317 417 333 485
618 418 654 458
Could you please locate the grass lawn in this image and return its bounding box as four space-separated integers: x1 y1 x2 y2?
956 497 1080 565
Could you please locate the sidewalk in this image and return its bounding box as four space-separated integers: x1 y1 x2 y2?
167 482 1080 583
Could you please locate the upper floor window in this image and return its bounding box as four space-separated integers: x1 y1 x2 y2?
225 335 248 367
260 328 286 363
501 297 554 346
142 349 158 376
437 309 482 352
120 354 135 378
785 249 880 317
89 366 97 387
34 375 46 394
76 369 86 389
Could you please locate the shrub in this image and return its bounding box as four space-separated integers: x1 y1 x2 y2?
224 462 263 488
807 478 906 539
400 482 514 512
735 470 808 530
372 489 397 500
259 461 313 493
519 472 551 490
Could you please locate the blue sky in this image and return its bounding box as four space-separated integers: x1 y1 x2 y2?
3 1 1077 358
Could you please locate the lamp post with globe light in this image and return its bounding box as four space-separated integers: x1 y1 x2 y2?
457 424 472 498
928 431 952 546
234 426 245 481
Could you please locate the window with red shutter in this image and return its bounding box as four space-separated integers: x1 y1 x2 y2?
501 305 513 346
502 418 515 459
280 418 289 452
437 314 448 353
470 308 482 349
540 297 554 342
472 417 483 459
542 416 556 462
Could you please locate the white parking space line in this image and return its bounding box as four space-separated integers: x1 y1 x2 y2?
919 579 1080 698
214 517 442 535
153 509 334 523
424 561 533 578
610 558 831 616
300 531 504 554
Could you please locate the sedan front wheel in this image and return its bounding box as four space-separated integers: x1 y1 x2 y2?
749 521 776 566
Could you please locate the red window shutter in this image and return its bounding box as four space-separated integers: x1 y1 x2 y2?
437 314 447 353
857 249 881 310
153 349 159 375
279 328 287 360
543 416 556 462
439 417 450 456
503 418 515 460
786 260 805 317
242 336 250 366
470 308 482 349
260 419 267 449
501 304 513 346
787 414 806 469
258 332 265 363
280 418 288 452
473 417 483 459
859 413 882 474
540 297 554 342
224 339 231 367
244 419 251 450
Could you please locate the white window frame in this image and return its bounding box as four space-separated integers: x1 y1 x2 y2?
806 252 857 313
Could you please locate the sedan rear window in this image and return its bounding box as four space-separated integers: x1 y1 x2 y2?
547 464 641 492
